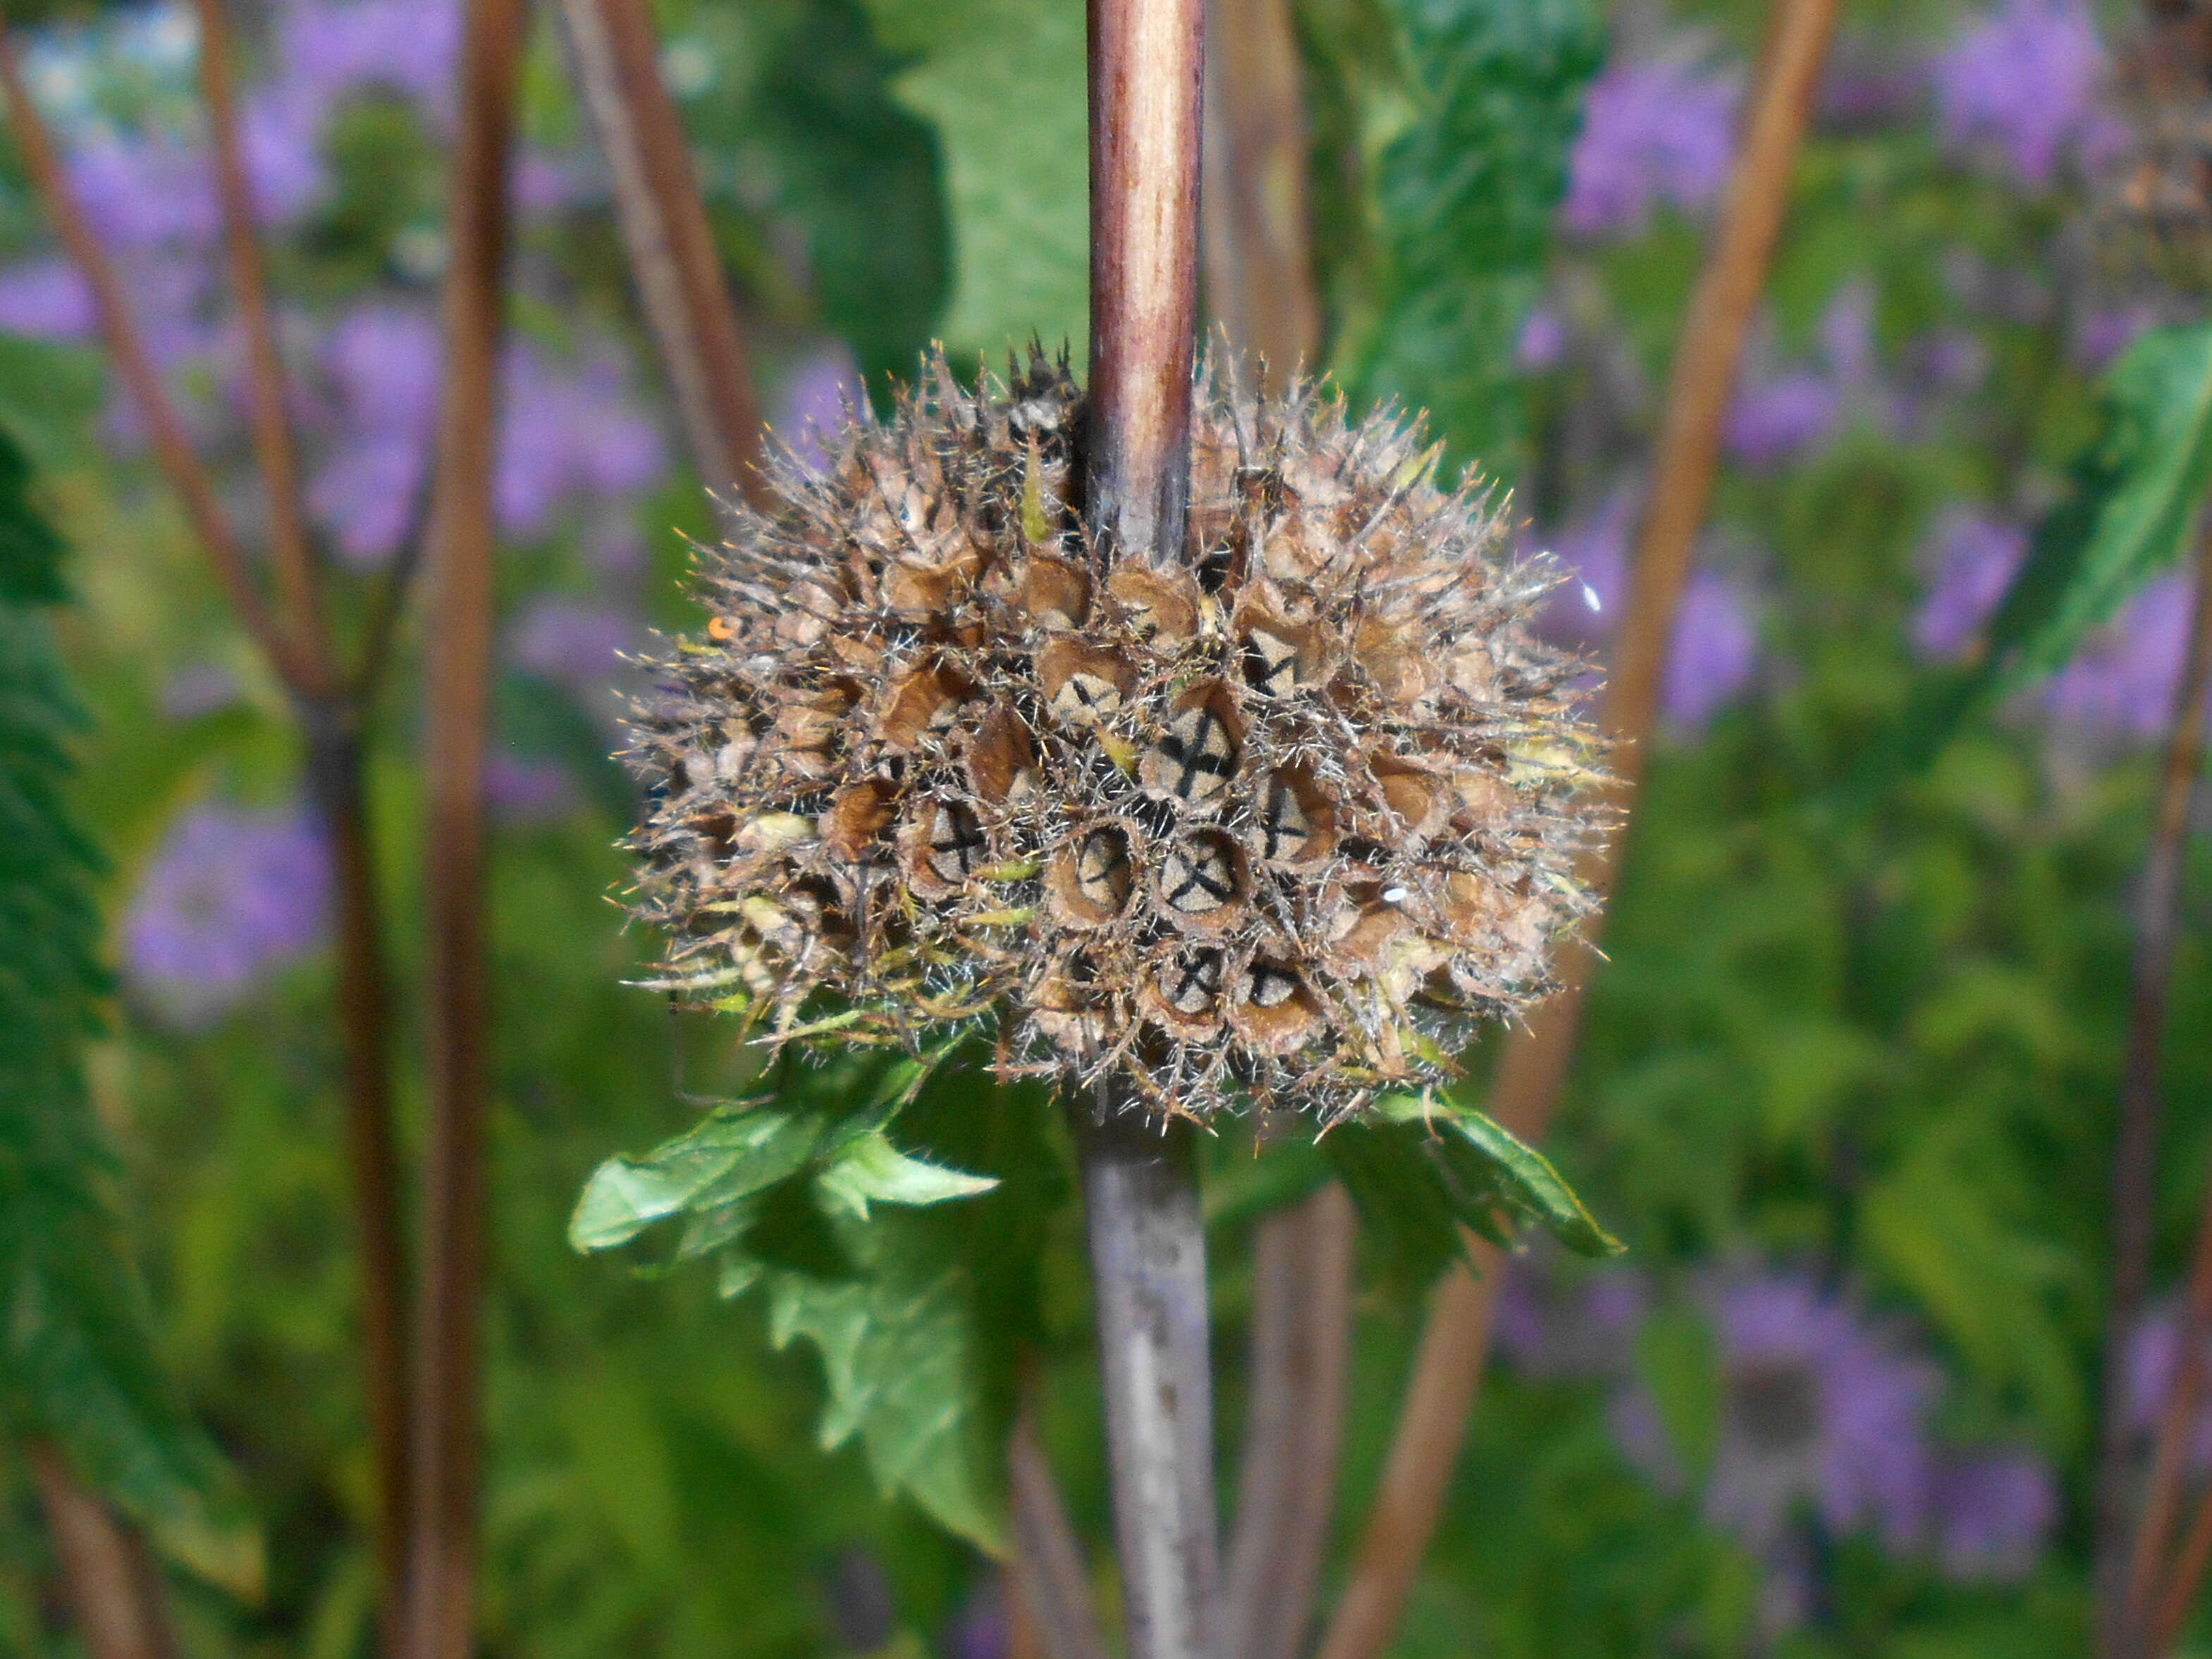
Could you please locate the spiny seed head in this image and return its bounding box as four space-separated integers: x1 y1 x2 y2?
624 346 1610 1124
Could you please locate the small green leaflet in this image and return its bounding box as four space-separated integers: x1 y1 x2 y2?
1325 1089 1620 1281
1848 323 2212 796
569 1055 1004 1548
858 0 1088 369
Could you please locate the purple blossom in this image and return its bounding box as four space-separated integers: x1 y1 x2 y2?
1929 1450 2058 1581
1902 329 1992 400
2124 1301 2212 1468
123 801 332 1029
1535 488 1633 650
773 344 867 473
0 257 94 337
484 753 579 822
309 303 441 565
2075 304 2163 373
1562 47 1740 239
1913 512 2026 658
940 1576 1007 1659
66 134 218 249
1724 370 1841 469
1931 0 2107 189
496 341 667 538
508 596 637 691
1612 1271 1937 1554
1663 573 1759 729
1516 304 1567 372
277 0 460 113
2044 574 2212 738
1496 1255 1649 1380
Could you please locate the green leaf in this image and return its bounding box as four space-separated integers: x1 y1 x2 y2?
1632 1307 1720 1483
768 1238 1005 1554
858 0 1088 366
568 1104 822 1253
1345 0 1604 475
1848 323 2212 794
0 421 256 1596
816 1131 998 1220
1375 1091 1622 1257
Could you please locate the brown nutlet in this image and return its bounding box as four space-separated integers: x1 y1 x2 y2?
623 346 1610 1124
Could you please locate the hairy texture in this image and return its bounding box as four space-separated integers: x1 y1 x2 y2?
625 349 1607 1121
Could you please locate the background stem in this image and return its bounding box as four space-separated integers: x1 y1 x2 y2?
1009 1399 1111 1659
30 1444 179 1659
1074 1104 1221 1659
1317 0 1842 1646
405 0 524 1645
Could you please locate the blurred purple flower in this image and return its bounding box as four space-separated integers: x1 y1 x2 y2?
508 596 636 691
1932 0 2106 189
1903 329 1991 400
278 0 460 112
1536 488 1634 650
0 257 94 337
1497 1255 1649 1380
123 801 331 1029
1613 1271 1937 1554
1817 37 1919 132
484 753 579 822
1664 573 1759 729
1913 512 2025 658
1929 1450 2058 1581
2044 574 2212 738
2075 304 2161 373
496 341 667 538
2124 1301 2212 1469
66 135 216 249
1724 370 1841 469
773 344 867 473
1516 304 1567 372
309 303 441 565
941 1576 1007 1659
1563 47 1740 240
238 87 328 221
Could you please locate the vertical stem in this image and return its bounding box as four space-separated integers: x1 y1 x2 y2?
2102 515 2212 1656
1086 0 1205 572
553 0 768 505
405 0 523 1646
1221 1183 1353 1659
1317 0 1841 1648
1009 1398 1111 1659
1074 1103 1220 1659
300 706 413 1652
30 1443 179 1659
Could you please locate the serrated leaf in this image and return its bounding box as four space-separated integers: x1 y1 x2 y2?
567 1105 821 1252
1394 1093 1623 1257
1348 0 1603 475
1848 323 2212 796
858 0 1088 366
768 1240 1004 1553
816 1131 998 1221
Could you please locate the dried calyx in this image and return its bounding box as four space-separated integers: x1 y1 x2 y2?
626 347 1609 1123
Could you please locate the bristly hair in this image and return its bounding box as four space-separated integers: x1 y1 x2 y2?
622 345 1611 1125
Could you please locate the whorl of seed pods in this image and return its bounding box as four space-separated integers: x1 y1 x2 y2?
625 347 1609 1122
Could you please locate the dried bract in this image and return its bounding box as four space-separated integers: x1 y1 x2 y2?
625 348 1609 1122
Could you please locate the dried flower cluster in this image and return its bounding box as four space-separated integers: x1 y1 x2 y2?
2105 8 2212 289
625 350 1608 1121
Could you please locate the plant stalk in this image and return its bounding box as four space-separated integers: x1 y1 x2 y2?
553 0 768 504
1317 0 1842 1646
1074 1102 1221 1659
1009 1398 1112 1659
2101 512 2212 1657
30 1444 179 1659
404 0 525 1646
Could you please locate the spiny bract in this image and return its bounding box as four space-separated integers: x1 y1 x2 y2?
625 348 1609 1123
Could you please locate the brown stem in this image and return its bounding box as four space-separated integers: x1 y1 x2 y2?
2155 1477 2212 1651
2104 517 2212 1656
1317 0 1842 1648
1086 0 1205 572
1009 1397 1111 1659
1198 0 1317 387
554 0 768 505
299 706 414 1653
403 0 524 1646
30 1443 180 1659
1222 1184 1353 1659
0 23 300 685
187 0 326 682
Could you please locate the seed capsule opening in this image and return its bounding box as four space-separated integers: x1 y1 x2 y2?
1153 830 1246 935
1046 820 1142 928
1138 684 1242 813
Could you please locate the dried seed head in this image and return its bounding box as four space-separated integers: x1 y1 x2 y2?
624 345 1610 1123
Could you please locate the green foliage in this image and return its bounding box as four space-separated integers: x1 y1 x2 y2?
1325 0 1604 476
0 425 252 1596
1325 1089 1619 1283
858 0 1088 368
572 1048 1023 1552
1856 323 2212 791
